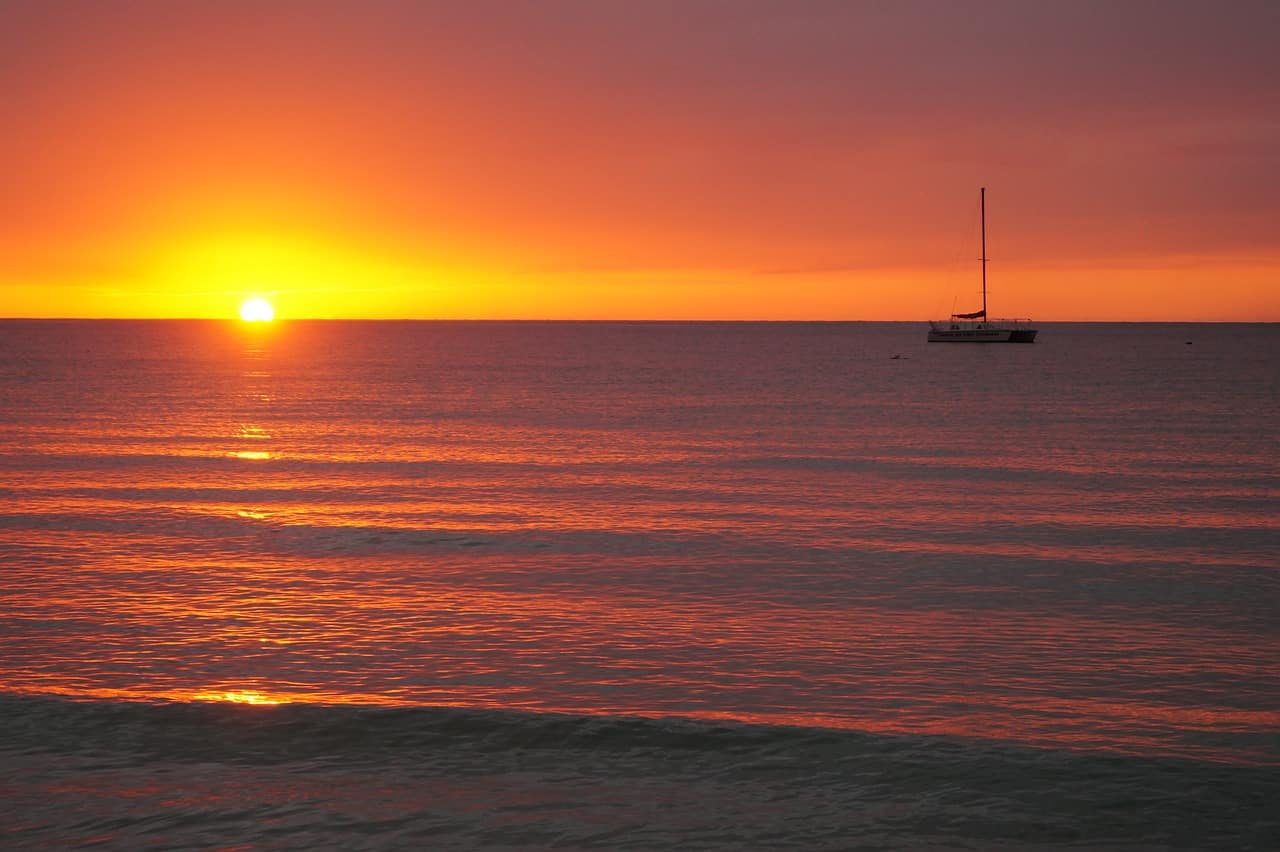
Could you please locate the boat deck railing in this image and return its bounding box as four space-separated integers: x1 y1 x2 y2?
931 317 1037 330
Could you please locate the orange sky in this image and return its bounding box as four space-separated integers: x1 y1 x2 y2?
3 1 1278 320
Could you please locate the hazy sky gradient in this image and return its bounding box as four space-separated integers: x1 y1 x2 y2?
3 0 1278 319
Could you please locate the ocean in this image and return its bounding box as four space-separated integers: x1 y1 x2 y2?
1 319 1276 849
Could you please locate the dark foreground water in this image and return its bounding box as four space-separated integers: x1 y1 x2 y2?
4 693 1276 849
1 320 1277 848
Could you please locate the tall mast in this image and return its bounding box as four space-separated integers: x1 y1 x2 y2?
980 186 987 320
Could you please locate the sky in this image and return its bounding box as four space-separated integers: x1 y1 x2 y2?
3 0 1278 320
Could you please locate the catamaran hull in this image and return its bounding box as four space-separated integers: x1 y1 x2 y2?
927 327 1037 343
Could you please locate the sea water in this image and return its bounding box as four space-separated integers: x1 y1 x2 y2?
1 320 1276 848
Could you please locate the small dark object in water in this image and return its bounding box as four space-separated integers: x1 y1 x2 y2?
1185 341 1193 345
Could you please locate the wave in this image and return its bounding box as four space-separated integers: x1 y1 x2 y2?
5 691 900 766
4 692 1277 849
5 505 1275 573
5 691 1275 774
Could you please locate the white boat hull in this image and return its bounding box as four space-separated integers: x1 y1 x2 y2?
927 324 1037 343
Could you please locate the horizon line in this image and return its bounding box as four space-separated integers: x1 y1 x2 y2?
2 317 1277 325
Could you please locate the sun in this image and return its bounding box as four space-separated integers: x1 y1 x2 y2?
239 297 275 322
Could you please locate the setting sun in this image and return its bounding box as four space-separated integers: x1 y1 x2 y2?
239 297 275 322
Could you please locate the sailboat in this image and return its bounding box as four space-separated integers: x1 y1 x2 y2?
928 188 1037 343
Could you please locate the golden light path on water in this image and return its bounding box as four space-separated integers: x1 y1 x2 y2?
193 689 286 706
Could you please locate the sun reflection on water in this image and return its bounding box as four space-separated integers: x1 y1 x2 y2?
193 689 286 706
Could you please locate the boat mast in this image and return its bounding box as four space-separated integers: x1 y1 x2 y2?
980 186 987 320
